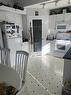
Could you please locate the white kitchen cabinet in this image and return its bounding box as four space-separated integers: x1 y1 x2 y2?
63 59 71 80
65 13 71 24
49 15 56 30
49 13 71 34
21 42 29 52
0 11 6 21
42 40 55 55
7 38 22 67
56 14 65 22
49 14 65 29
0 6 26 15
7 38 29 67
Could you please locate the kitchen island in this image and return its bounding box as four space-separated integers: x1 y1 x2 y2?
42 39 71 59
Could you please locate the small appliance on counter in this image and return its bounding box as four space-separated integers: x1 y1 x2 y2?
46 34 55 40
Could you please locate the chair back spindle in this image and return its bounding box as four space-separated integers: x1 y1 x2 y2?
0 48 10 67
15 51 29 87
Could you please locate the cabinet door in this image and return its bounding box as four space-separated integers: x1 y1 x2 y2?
8 38 22 66
56 14 64 22
0 11 6 21
49 15 56 30
65 13 71 23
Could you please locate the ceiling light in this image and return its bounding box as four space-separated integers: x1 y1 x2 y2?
42 3 46 8
68 0 70 4
55 1 57 6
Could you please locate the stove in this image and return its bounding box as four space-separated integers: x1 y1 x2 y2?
55 40 71 53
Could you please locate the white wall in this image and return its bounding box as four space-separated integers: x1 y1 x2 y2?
0 11 23 27
0 11 23 48
27 8 49 46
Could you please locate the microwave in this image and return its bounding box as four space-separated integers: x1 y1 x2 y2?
56 23 71 32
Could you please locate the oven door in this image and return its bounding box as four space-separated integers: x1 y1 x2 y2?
57 44 65 50
55 44 66 52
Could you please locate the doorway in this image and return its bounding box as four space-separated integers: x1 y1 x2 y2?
32 19 42 52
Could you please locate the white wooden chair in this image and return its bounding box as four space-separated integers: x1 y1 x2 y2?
15 51 29 88
0 48 11 67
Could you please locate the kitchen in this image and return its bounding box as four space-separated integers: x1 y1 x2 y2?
0 0 71 95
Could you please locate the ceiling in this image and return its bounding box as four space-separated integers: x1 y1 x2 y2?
24 0 71 9
0 0 71 10
14 0 50 7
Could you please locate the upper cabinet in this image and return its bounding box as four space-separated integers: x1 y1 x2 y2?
49 6 71 15
49 13 71 35
0 6 26 15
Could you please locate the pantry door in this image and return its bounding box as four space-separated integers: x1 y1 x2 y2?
32 19 42 52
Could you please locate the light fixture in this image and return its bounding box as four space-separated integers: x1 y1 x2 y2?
68 0 70 4
55 1 57 6
63 9 66 22
55 0 60 6
42 3 46 8
40 0 62 8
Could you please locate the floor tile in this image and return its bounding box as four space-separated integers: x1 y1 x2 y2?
17 54 64 95
27 55 64 95
18 72 50 95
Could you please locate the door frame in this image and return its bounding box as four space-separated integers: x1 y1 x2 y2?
32 19 42 52
28 16 47 52
31 17 43 51
32 18 42 41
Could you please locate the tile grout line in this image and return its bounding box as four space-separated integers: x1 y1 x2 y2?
27 70 54 95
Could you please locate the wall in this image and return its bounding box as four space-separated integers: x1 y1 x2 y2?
0 11 23 27
26 8 49 47
0 10 23 48
0 11 22 46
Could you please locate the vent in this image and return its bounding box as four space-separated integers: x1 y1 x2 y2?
35 11 39 16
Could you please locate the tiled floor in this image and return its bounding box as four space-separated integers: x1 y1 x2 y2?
17 53 64 95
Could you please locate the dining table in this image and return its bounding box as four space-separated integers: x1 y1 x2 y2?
0 64 20 90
